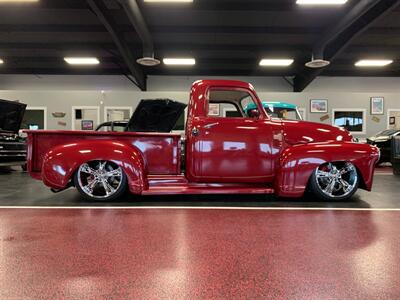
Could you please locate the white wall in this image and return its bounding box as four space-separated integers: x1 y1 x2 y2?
1 75 400 137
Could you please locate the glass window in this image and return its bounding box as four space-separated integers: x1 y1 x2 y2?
334 111 364 132
208 89 258 118
173 110 185 130
106 108 131 121
21 109 45 130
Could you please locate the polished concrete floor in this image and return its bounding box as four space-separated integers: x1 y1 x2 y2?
1 168 400 299
1 208 400 299
0 167 398 208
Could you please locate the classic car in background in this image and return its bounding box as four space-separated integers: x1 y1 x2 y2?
0 99 27 170
367 129 400 164
245 101 303 120
96 121 128 132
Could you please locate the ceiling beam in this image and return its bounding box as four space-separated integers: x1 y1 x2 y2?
293 0 400 92
118 0 155 59
86 0 146 90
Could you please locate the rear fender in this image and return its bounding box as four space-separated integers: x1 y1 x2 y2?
275 142 380 197
41 140 148 194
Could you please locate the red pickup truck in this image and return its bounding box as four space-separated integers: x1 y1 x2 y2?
26 80 379 201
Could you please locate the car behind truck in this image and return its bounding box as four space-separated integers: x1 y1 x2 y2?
26 80 379 201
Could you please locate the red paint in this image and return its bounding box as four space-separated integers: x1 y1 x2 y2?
1 208 400 299
26 80 379 198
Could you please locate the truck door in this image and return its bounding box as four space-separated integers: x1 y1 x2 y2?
188 88 278 183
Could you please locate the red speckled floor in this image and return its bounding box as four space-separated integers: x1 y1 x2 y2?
1 208 400 299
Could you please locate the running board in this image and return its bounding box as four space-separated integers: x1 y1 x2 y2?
143 175 274 195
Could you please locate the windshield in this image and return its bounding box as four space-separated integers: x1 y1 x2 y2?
377 129 399 136
265 107 302 120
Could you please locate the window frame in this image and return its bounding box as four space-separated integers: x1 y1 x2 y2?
331 108 366 135
205 87 266 120
25 106 47 130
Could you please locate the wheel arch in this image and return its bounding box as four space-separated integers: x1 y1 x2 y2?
41 140 148 194
275 142 379 198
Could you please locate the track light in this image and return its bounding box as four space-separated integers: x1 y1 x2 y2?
64 57 100 65
297 0 347 5
355 60 393 67
259 59 294 67
163 58 196 65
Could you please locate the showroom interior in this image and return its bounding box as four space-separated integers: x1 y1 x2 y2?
1 0 400 298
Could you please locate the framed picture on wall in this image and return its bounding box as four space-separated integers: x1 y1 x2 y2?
390 116 396 125
370 97 384 115
81 120 94 131
310 99 328 113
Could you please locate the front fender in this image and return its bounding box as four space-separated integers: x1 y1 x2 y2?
41 140 148 194
275 142 380 197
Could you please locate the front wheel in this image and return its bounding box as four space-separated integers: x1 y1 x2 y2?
309 162 359 201
74 160 127 201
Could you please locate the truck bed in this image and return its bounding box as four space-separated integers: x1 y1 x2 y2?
26 130 181 176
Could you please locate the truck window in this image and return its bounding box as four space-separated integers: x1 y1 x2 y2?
207 89 258 118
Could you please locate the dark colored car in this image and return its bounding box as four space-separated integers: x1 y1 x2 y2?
392 136 400 175
0 99 27 169
367 129 400 164
95 121 128 132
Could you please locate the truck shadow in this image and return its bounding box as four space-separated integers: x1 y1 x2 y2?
89 192 371 209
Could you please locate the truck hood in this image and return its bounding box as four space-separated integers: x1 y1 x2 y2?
0 99 27 134
282 119 353 145
126 99 187 133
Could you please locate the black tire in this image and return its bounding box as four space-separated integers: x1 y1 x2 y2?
74 161 128 201
21 164 27 171
309 162 359 201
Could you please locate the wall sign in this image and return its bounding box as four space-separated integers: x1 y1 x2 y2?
52 112 66 118
371 116 380 123
320 114 330 122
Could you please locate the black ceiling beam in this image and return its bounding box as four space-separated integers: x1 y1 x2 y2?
293 0 400 92
0 24 323 35
0 68 128 75
86 0 146 90
118 0 154 58
0 42 310 52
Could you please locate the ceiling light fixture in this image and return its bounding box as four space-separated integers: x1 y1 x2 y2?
163 58 196 65
136 57 161 67
0 0 39 2
0 59 3 64
355 60 393 67
144 0 192 2
259 59 294 67
297 0 347 5
64 57 100 65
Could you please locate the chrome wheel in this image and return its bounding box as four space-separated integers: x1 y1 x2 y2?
315 162 358 199
76 160 123 199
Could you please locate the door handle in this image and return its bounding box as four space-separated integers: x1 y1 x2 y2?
192 127 200 136
204 122 219 129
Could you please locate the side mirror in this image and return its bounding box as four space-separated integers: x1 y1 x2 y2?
248 109 260 119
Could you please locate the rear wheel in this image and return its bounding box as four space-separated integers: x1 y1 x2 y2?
74 160 127 201
309 162 359 201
